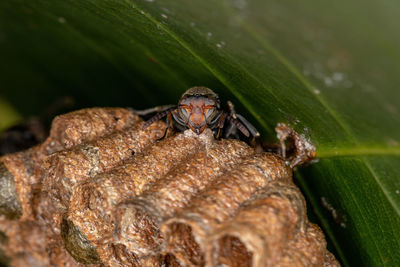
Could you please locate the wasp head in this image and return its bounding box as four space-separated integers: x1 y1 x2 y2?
177 87 221 135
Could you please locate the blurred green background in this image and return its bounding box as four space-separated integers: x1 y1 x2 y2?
1 0 400 266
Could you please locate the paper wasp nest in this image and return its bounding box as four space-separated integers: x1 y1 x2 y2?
0 108 339 267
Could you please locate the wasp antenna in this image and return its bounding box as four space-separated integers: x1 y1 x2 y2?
132 105 176 116
226 101 237 119
226 115 250 137
142 106 177 130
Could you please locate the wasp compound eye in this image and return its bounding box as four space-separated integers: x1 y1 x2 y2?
204 107 215 120
179 107 190 121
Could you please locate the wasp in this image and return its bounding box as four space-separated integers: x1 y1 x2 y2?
139 87 260 141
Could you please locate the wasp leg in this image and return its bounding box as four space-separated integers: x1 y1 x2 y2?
235 113 263 151
226 100 260 139
131 105 176 117
227 100 261 146
222 101 238 139
142 106 177 130
226 115 250 137
222 119 238 139
225 102 262 150
215 113 227 140
158 112 173 141
226 101 237 118
235 114 260 138
225 101 261 140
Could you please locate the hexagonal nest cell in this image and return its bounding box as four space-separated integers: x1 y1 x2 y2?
0 108 340 267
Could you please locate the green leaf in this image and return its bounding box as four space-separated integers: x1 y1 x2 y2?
1 0 399 266
0 97 21 132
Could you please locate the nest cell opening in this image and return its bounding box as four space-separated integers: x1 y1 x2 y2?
162 253 182 267
168 222 204 266
215 235 253 267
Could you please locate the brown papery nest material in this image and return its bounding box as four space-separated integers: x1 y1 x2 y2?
112 138 254 259
207 183 340 267
0 107 339 267
160 154 292 266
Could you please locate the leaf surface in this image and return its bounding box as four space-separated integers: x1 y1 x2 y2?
1 0 399 265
